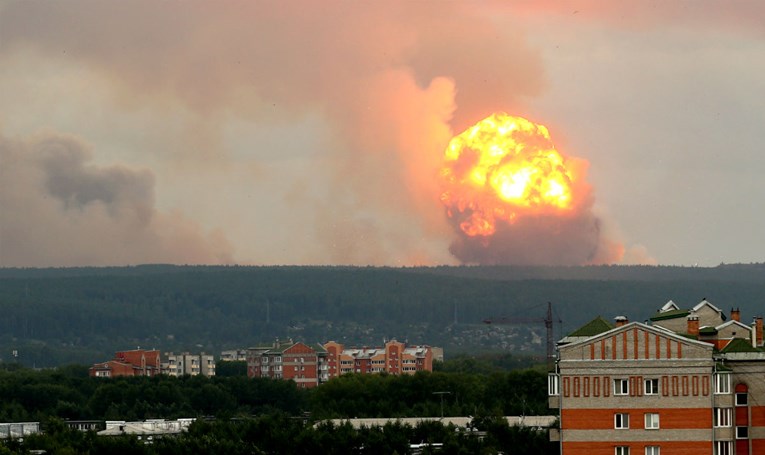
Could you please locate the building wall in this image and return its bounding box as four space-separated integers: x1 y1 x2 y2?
729 361 765 454
163 352 216 377
247 342 326 388
283 343 319 388
555 323 717 454
322 340 434 379
114 350 161 376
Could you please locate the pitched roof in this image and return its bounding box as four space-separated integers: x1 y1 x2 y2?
715 319 751 332
720 338 761 353
660 300 680 312
649 309 690 321
693 299 724 316
568 316 613 337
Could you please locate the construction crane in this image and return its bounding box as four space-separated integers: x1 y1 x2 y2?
483 301 562 371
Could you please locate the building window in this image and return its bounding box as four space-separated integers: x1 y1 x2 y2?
714 441 732 455
615 447 630 455
736 393 748 406
644 378 659 395
715 408 732 427
644 413 659 430
548 374 560 396
614 413 629 429
714 373 731 394
614 379 629 395
736 426 749 439
645 447 660 455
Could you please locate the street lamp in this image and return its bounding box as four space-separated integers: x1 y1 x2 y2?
432 391 451 419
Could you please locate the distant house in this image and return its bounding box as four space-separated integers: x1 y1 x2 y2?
98 418 194 437
220 349 248 362
162 352 216 377
323 339 434 378
88 349 162 378
247 339 329 388
0 422 40 439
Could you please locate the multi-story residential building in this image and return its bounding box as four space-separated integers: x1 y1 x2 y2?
323 339 433 379
89 349 162 378
220 349 248 362
162 352 216 377
549 299 765 455
247 339 328 388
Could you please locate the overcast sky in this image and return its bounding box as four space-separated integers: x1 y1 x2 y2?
1 1 764 267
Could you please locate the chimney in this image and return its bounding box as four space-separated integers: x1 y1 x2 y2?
754 317 763 347
614 316 628 327
731 307 741 322
687 316 700 337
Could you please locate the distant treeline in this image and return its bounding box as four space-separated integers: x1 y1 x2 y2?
0 362 557 454
9 414 557 455
2 265 765 366
0 363 549 422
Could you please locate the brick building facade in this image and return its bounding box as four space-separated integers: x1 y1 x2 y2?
550 299 765 455
246 340 328 388
323 339 433 379
89 349 162 378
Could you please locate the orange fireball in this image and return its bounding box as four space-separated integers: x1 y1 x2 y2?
441 113 580 237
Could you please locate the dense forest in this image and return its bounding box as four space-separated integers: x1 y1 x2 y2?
0 363 549 422
0 362 556 454
6 415 555 454
2 264 765 366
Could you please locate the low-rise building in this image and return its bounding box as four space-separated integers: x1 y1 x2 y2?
89 349 162 378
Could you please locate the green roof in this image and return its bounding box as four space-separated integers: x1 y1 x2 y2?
720 338 762 353
568 316 614 337
699 327 718 335
649 309 690 321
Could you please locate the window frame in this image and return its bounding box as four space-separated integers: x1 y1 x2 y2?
614 378 630 396
736 426 749 439
714 373 731 394
645 447 660 455
644 378 659 395
614 413 630 429
644 413 660 430
736 393 748 406
548 374 560 396
615 447 630 455
714 441 732 455
714 408 732 428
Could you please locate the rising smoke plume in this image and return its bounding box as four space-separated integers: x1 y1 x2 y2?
0 131 232 267
0 1 643 266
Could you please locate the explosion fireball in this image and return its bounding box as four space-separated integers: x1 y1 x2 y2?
441 113 618 265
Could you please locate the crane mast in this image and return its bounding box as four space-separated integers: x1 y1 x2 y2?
483 301 560 371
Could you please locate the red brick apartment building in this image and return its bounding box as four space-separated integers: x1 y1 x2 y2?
323 339 433 379
246 339 434 387
549 299 765 455
246 339 329 388
89 349 161 378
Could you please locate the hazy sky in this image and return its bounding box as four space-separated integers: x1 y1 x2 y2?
1 1 764 267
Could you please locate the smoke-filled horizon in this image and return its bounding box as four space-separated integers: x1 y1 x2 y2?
1 1 764 267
